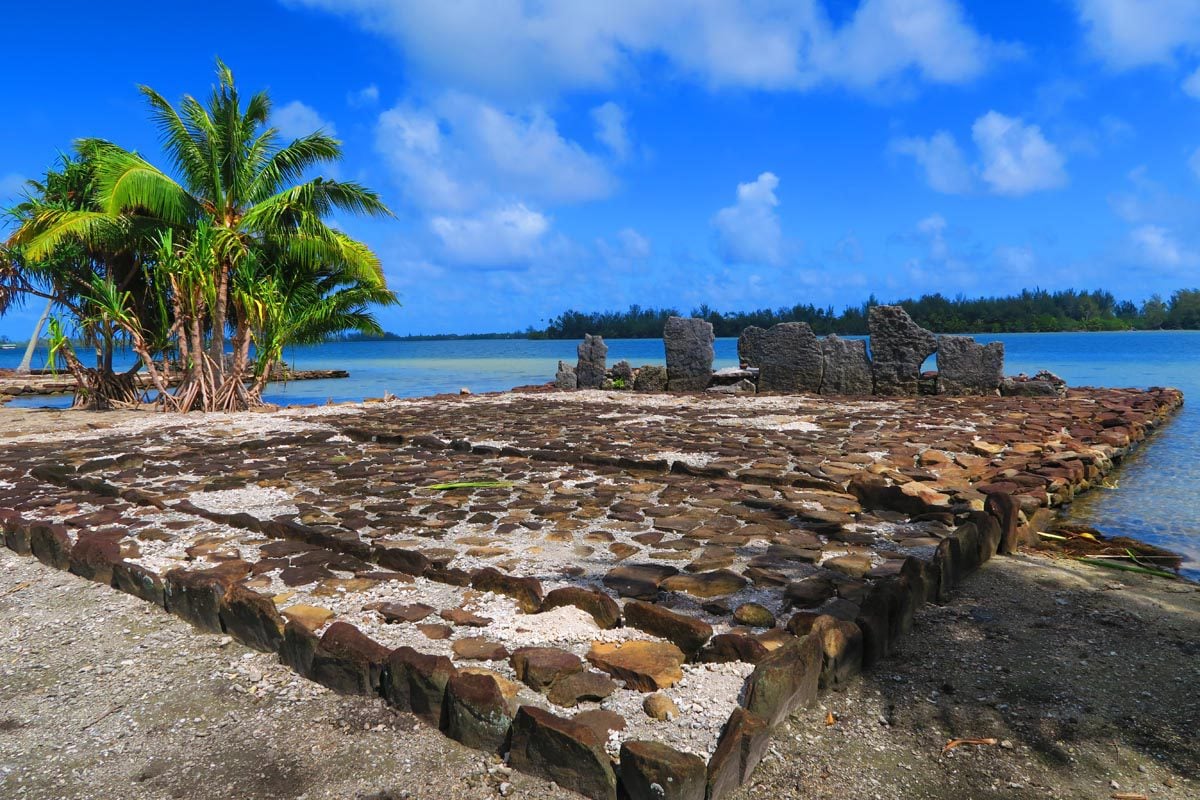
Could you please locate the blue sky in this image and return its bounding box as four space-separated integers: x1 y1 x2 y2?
3 0 1200 336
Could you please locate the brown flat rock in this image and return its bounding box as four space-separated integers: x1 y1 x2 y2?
439 607 493 627
510 646 583 691
572 709 626 741
660 569 748 598
547 670 619 707
540 586 621 629
602 564 679 600
452 637 510 661
823 554 874 578
586 641 685 692
280 604 335 631
373 602 436 623
417 623 453 640
623 600 713 656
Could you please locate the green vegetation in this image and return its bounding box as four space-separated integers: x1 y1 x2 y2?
428 481 514 491
0 60 396 410
532 289 1200 339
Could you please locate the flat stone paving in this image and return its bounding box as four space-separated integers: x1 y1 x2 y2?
0 386 1183 800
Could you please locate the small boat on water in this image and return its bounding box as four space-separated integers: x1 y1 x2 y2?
0 344 18 350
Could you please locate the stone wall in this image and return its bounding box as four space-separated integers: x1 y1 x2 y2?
556 307 1017 398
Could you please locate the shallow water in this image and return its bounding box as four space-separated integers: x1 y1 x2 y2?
3 331 1196 576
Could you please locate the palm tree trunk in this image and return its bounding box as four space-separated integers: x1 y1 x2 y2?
208 260 229 380
16 298 53 374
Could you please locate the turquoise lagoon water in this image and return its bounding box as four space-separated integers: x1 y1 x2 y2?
2 331 1197 576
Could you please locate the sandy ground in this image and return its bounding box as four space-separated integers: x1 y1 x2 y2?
2 546 1196 800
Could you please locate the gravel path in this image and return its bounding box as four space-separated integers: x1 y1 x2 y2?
3 546 1195 800
0 548 564 800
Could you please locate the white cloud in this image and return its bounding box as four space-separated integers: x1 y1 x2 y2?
993 244 1036 275
289 0 1011 98
348 84 380 107
917 213 949 260
971 111 1067 195
616 227 650 260
1130 224 1198 269
1075 0 1200 67
375 95 615 211
271 100 337 139
831 233 864 264
598 227 651 268
891 131 974 193
1183 67 1200 98
811 0 1011 89
376 106 474 210
712 172 784 266
464 99 615 201
430 203 551 266
591 102 630 160
894 112 1066 195
896 212 984 289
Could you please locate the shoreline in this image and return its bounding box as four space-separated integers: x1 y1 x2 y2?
0 386 1192 799
0 368 350 403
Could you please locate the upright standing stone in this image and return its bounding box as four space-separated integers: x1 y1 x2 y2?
576 334 608 389
737 326 767 368
756 322 823 393
554 360 578 389
936 336 1004 395
868 306 937 396
819 334 872 395
664 317 714 391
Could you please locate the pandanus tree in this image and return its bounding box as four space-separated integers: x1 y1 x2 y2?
13 59 395 411
3 147 163 408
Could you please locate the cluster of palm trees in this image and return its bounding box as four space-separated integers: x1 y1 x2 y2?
0 60 397 411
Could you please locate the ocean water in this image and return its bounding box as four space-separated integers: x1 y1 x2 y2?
2 332 1196 576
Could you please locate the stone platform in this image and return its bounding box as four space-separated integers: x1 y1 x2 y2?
0 386 1184 800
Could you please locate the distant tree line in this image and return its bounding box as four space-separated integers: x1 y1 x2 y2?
530 289 1200 339
338 331 529 342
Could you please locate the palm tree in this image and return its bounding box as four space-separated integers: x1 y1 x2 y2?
14 59 394 411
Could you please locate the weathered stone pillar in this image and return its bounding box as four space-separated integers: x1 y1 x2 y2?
868 306 937 395
576 334 608 389
936 336 1004 395
736 326 766 368
664 317 714 391
756 322 823 393
819 334 872 395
